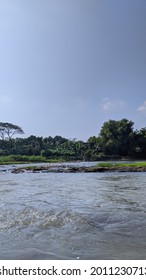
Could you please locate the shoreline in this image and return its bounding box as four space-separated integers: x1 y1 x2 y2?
11 164 146 174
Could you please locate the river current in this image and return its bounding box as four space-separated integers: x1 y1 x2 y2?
0 162 146 259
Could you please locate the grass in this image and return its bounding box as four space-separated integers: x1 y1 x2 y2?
97 162 146 168
0 155 64 165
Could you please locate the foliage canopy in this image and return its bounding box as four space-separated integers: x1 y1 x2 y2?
0 122 24 140
0 118 146 161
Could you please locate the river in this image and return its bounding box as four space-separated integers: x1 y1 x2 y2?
0 162 146 259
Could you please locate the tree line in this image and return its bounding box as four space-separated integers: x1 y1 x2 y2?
0 119 146 160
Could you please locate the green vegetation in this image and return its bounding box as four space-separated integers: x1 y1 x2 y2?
97 162 146 168
0 122 24 140
0 155 64 165
0 118 146 163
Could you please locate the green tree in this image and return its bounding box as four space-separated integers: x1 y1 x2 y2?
99 119 134 156
134 128 146 158
0 122 24 140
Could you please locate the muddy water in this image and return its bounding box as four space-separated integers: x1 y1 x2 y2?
0 164 146 259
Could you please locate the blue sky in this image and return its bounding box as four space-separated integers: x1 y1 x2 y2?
1 0 146 140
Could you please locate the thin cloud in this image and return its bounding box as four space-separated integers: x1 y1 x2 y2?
102 98 124 111
137 101 146 112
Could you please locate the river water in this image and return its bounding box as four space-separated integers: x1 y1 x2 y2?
0 162 146 260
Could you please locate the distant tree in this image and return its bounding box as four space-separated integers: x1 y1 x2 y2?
0 122 24 140
99 119 134 156
134 127 146 157
87 136 101 149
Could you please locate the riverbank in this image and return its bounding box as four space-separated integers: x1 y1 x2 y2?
11 162 146 173
0 154 141 165
0 155 65 165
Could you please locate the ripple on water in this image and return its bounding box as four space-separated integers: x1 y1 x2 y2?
1 170 146 259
